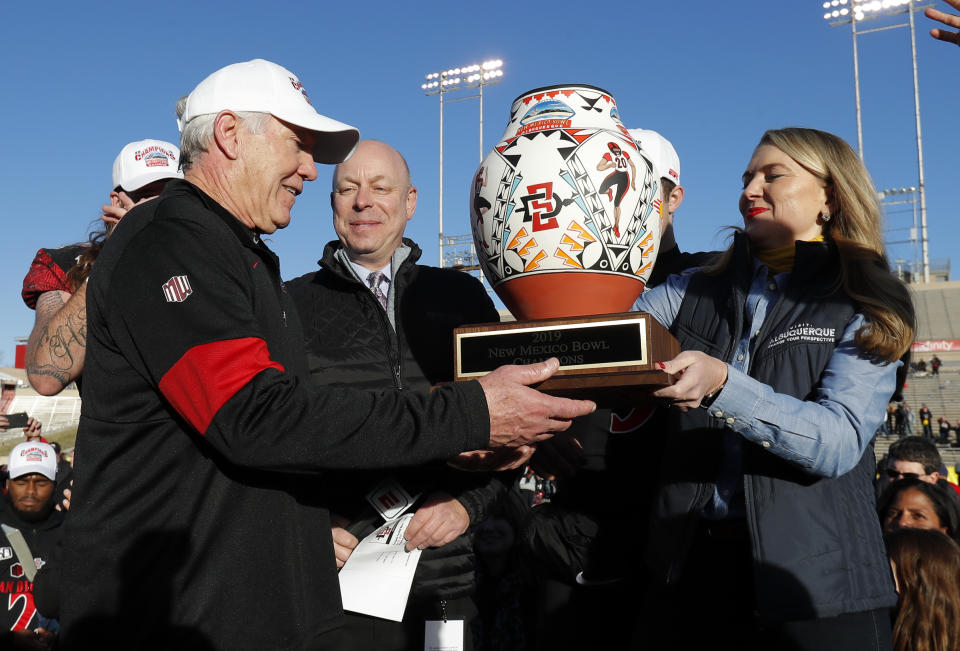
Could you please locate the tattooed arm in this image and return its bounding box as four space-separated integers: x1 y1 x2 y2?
26 286 87 395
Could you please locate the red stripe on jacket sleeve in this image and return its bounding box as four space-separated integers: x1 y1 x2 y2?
158 337 285 435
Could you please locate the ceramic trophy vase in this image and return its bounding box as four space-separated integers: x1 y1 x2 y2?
470 84 662 320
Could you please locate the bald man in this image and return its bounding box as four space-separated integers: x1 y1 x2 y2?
287 140 502 650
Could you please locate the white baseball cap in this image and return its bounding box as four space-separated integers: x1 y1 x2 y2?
628 128 681 186
112 139 183 192
7 442 56 481
178 59 360 165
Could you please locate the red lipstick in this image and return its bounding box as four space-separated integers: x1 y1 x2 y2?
746 207 768 217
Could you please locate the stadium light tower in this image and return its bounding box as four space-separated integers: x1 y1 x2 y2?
421 59 504 268
878 185 920 280
821 0 932 282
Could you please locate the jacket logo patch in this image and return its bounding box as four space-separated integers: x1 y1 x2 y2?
8 558 46 579
766 322 836 349
0 548 10 561
162 275 193 303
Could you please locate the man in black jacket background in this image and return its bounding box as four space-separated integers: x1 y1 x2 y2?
0 441 63 650
288 139 504 651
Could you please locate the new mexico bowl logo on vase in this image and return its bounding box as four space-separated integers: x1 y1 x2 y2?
471 84 662 320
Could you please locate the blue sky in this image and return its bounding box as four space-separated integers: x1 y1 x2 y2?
1 1 957 365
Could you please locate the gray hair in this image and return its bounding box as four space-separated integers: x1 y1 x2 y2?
175 95 270 170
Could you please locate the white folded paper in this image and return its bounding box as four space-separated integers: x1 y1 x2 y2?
339 513 423 621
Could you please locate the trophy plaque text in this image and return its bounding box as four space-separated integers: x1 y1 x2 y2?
454 312 680 407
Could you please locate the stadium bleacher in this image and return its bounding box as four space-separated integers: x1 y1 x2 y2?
874 280 960 467
0 367 80 439
911 280 960 343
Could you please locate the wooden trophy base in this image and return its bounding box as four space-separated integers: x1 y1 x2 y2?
453 312 680 408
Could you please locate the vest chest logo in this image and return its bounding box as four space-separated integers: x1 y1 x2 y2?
0 548 10 561
766 322 837 350
162 275 194 303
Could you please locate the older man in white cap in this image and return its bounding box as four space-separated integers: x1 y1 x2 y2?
0 441 62 649
22 139 182 395
58 59 592 651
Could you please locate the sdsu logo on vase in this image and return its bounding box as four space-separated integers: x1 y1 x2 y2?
470 84 663 320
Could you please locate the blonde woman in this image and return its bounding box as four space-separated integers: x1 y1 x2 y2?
634 128 914 650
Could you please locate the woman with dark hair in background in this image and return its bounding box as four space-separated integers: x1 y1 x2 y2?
634 127 914 650
879 477 960 544
885 528 960 651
